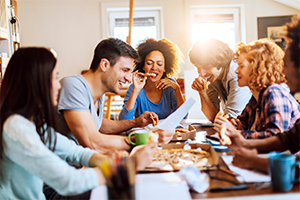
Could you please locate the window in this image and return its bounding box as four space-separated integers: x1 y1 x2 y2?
190 7 242 51
108 9 162 48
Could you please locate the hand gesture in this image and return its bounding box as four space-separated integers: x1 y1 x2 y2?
230 118 243 130
132 71 147 92
191 76 209 92
214 116 237 133
135 111 158 127
131 142 158 171
232 147 258 169
156 78 180 91
152 128 174 144
214 116 245 150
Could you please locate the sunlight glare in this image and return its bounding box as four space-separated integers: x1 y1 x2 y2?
191 22 236 51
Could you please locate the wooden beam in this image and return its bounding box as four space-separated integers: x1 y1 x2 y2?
127 0 134 45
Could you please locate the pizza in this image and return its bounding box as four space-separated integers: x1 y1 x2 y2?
203 79 209 90
151 149 210 170
145 72 156 77
215 111 229 119
150 113 158 127
175 128 189 133
218 124 232 145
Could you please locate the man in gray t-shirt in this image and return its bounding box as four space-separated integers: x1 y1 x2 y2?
57 75 105 144
57 38 174 154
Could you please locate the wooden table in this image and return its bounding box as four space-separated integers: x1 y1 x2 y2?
190 125 300 199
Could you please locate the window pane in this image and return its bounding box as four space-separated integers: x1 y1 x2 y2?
114 22 157 48
191 22 235 50
109 10 161 48
115 17 155 27
191 13 238 50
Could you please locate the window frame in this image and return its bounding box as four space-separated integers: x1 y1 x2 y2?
108 9 162 40
100 2 164 42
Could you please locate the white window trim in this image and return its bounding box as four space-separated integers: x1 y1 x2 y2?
100 2 165 39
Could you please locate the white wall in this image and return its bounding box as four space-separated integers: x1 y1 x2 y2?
18 0 299 119
18 0 299 78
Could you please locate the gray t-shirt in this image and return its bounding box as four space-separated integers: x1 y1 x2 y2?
57 75 105 144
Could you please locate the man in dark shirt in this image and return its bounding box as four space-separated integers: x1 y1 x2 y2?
219 15 300 173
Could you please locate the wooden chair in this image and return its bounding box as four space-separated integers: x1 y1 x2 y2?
104 89 127 120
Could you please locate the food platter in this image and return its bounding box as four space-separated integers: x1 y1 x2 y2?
143 143 218 172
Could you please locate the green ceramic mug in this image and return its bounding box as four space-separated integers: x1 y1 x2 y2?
128 130 152 145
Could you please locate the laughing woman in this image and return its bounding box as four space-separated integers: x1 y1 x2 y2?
214 39 300 139
119 38 184 120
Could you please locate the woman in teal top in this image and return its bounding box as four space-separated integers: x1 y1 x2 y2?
0 47 156 200
119 38 185 120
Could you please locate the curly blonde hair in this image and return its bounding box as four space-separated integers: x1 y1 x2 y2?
134 38 183 78
188 38 233 70
233 39 286 91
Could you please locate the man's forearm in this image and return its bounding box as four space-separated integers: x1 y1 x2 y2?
100 118 138 134
243 136 283 153
251 157 269 174
174 87 184 107
199 92 218 122
90 134 132 154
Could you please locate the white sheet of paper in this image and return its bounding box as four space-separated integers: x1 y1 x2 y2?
182 118 214 127
156 97 195 131
222 155 271 183
89 173 192 200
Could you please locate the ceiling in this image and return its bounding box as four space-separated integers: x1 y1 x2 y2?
274 0 300 10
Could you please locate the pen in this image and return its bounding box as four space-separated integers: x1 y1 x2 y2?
210 184 249 192
219 166 237 176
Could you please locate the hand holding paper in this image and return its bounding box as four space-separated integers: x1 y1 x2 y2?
157 98 195 131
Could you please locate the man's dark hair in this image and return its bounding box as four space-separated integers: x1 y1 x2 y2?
90 38 139 71
284 15 300 68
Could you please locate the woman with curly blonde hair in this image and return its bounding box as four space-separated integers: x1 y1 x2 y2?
214 39 300 139
119 38 184 120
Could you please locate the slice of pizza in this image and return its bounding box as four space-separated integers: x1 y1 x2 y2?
175 128 189 133
218 124 232 145
145 72 156 77
150 113 159 127
215 111 229 120
203 79 209 90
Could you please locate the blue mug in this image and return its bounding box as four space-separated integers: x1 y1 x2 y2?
268 152 300 191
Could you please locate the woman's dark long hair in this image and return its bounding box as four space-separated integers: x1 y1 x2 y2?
0 47 58 175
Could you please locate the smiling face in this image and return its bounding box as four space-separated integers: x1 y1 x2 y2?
235 53 253 87
143 50 165 81
104 56 134 94
194 64 222 83
51 64 61 106
283 47 300 94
